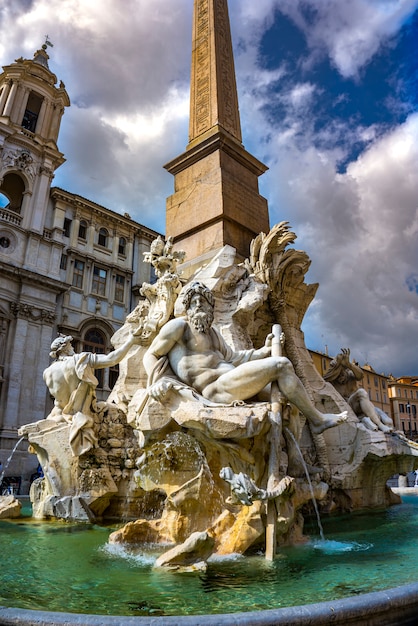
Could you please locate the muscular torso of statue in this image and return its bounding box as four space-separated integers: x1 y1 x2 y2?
167 321 234 394
43 357 83 411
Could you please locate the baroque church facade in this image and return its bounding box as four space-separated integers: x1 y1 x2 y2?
0 45 159 490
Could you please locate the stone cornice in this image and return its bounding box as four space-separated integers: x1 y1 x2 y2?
50 187 161 241
0 260 70 293
164 129 268 177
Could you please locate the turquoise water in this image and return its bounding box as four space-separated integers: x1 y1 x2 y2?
1 496 418 617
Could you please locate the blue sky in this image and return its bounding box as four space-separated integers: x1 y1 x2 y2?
0 0 417 376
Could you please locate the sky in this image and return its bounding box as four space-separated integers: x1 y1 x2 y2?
0 0 417 377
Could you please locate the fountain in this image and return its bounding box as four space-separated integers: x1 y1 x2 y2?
2 0 418 622
0 223 416 625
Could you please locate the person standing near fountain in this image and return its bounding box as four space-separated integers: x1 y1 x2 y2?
43 332 139 456
143 282 347 435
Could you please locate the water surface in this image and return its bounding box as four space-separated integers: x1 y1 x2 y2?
1 495 417 616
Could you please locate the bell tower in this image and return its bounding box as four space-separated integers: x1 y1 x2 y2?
165 0 270 270
0 43 70 233
0 44 70 470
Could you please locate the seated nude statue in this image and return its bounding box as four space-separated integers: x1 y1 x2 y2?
143 282 347 435
324 348 393 433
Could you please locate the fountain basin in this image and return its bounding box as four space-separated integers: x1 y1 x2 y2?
1 496 418 624
1 583 418 625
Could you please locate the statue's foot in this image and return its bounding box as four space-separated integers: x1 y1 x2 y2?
361 416 378 431
378 423 393 434
311 411 348 435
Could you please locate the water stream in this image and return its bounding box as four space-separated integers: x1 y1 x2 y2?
284 427 372 554
284 427 325 540
0 436 24 494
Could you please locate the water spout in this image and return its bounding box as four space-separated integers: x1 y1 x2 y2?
284 427 325 541
0 436 25 492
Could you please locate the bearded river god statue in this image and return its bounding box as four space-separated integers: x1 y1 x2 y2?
19 224 418 565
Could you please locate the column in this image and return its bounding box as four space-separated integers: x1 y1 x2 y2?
111 231 120 263
3 81 18 117
36 98 48 135
39 100 53 137
49 105 64 142
0 81 11 115
70 215 80 248
3 317 28 429
14 86 29 125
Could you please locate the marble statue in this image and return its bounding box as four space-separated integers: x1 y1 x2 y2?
17 229 418 565
43 332 139 456
143 281 347 434
220 466 294 506
324 348 394 433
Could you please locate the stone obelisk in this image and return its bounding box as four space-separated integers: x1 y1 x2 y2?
165 0 270 272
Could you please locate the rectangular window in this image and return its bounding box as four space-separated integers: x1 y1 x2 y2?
63 218 72 238
60 254 67 270
72 259 84 289
114 274 125 302
376 392 379 402
118 237 126 256
78 221 87 240
399 403 405 413
382 380 386 389
92 266 107 296
374 377 378 387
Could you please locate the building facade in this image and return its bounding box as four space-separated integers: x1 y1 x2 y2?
388 377 418 439
0 46 159 491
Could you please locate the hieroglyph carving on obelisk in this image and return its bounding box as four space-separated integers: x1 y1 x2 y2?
189 0 242 144
165 0 269 266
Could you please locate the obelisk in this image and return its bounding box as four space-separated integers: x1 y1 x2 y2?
165 0 270 271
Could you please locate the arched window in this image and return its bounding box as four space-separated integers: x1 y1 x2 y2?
118 237 126 256
78 220 87 240
83 328 106 388
98 228 108 247
0 173 25 213
22 91 44 133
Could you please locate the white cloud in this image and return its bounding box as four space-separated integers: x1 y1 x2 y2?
276 114 418 374
277 0 418 77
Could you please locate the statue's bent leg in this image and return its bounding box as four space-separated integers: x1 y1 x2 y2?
204 358 347 433
203 357 284 404
274 360 347 434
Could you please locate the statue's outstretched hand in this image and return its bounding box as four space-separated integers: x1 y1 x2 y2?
148 379 173 402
